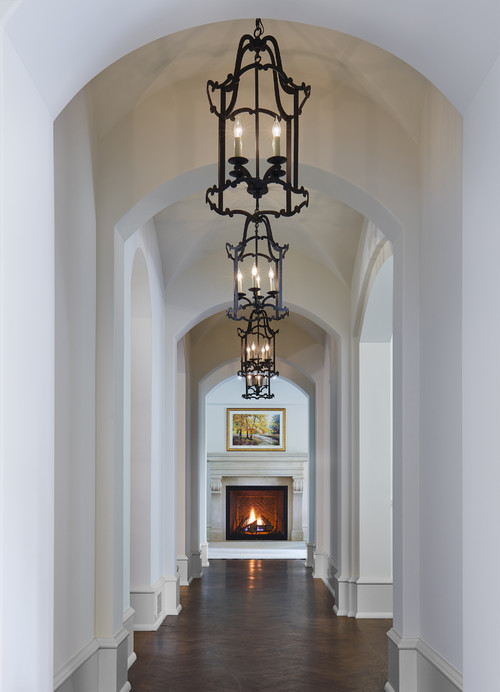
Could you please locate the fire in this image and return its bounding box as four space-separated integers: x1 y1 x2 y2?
248 507 264 526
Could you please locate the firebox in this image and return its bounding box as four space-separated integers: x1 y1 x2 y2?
226 485 288 540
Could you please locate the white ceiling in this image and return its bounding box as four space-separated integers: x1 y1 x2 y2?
5 0 500 116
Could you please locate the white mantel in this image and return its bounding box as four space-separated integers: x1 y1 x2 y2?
207 452 308 542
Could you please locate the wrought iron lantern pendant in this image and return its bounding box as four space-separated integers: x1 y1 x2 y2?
226 214 289 322
238 307 279 400
206 18 311 221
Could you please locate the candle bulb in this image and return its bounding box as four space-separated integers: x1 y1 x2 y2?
251 264 258 288
269 267 275 292
237 270 243 293
234 117 243 157
272 117 281 157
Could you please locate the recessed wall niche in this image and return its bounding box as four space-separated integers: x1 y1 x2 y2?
206 376 309 544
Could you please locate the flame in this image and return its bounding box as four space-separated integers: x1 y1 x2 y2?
247 507 264 526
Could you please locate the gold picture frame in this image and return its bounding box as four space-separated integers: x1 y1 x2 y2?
227 408 285 451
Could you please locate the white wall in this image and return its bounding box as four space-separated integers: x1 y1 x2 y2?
206 377 309 455
419 85 463 672
0 31 55 692
54 91 97 676
124 225 166 592
130 253 153 588
463 53 500 691
359 342 392 580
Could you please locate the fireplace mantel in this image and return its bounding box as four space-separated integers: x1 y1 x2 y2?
207 452 308 542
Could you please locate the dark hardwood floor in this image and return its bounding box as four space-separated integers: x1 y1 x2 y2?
128 559 391 691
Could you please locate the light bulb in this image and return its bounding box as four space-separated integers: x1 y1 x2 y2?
269 267 275 292
234 118 243 157
251 264 258 288
234 118 243 139
272 117 281 156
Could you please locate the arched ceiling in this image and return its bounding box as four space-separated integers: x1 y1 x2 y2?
86 20 426 293
5 1 500 116
87 21 429 144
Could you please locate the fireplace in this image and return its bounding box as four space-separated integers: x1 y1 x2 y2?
226 485 288 540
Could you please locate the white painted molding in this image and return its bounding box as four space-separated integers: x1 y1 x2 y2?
96 626 129 650
200 542 210 567
177 553 194 586
387 628 463 691
53 630 134 692
305 542 315 567
53 638 99 690
131 577 165 630
163 574 182 615
416 638 463 689
384 683 396 692
97 628 131 692
122 607 136 670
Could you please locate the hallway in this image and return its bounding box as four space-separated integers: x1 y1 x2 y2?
128 560 391 691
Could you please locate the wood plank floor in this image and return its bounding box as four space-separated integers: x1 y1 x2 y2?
128 559 391 691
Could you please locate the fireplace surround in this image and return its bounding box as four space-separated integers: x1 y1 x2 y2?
207 452 308 543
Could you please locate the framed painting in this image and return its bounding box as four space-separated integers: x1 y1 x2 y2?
227 408 285 451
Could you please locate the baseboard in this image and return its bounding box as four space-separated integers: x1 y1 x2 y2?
387 628 463 692
54 630 133 692
53 639 99 691
122 607 135 669
177 553 194 586
131 578 164 630
163 573 182 615
97 628 130 692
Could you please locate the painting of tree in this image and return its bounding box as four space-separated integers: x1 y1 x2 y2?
227 409 285 450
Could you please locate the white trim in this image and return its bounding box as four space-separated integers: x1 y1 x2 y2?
356 611 393 618
97 626 129 649
384 684 396 692
53 638 99 690
416 639 463 690
177 552 194 585
128 652 137 669
134 612 165 632
388 628 463 692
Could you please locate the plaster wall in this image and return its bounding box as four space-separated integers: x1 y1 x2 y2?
0 31 55 692
359 342 392 580
130 258 153 588
463 52 500 690
206 377 309 455
54 91 97 675
419 85 463 672
124 225 166 590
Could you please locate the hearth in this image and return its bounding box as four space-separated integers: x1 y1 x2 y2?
226 485 288 540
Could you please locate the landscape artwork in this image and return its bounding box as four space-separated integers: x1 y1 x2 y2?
227 408 285 451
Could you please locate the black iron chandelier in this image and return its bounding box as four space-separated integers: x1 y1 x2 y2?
226 214 289 323
237 307 278 400
206 18 311 221
206 19 310 399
